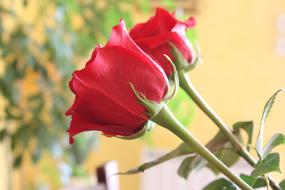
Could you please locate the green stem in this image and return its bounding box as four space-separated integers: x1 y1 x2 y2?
152 106 253 190
178 71 281 190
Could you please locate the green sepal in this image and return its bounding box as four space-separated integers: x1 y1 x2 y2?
118 120 155 140
169 43 201 72
163 54 179 101
129 83 164 118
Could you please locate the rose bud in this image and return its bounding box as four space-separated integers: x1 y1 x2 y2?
65 20 177 144
130 8 199 77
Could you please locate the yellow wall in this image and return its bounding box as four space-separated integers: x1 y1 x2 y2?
86 1 285 189
1 1 285 190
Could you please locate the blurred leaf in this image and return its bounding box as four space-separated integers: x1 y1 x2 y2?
263 133 285 157
70 132 97 164
23 0 28 6
207 149 240 175
162 0 175 9
203 178 237 190
186 28 199 46
256 89 285 158
137 0 150 12
0 5 14 15
233 121 253 150
13 154 23 168
178 155 207 179
168 88 195 126
280 179 285 190
252 153 281 177
5 106 22 120
177 130 239 179
0 77 20 105
0 129 8 141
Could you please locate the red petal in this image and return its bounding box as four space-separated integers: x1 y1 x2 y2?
66 20 169 143
129 8 196 76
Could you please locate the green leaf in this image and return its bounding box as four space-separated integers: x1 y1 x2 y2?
280 179 285 190
178 155 207 179
203 178 237 190
252 153 281 177
177 130 236 178
233 121 253 150
240 174 266 188
240 174 256 187
253 178 267 188
263 133 285 157
119 143 193 175
177 156 195 179
256 89 285 158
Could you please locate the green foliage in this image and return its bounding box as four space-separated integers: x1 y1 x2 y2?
240 174 267 188
177 121 256 179
251 153 281 177
256 89 285 158
0 0 149 187
249 89 285 186
203 178 237 190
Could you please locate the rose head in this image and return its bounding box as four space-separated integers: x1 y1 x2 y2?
130 8 196 77
65 20 170 144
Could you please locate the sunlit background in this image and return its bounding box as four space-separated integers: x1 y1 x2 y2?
0 0 285 189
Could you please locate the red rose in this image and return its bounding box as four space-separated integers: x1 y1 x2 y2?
130 8 196 77
65 20 169 144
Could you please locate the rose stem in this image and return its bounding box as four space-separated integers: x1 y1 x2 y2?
152 105 253 190
178 70 281 190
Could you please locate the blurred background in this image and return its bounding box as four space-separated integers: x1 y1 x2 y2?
0 0 285 189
